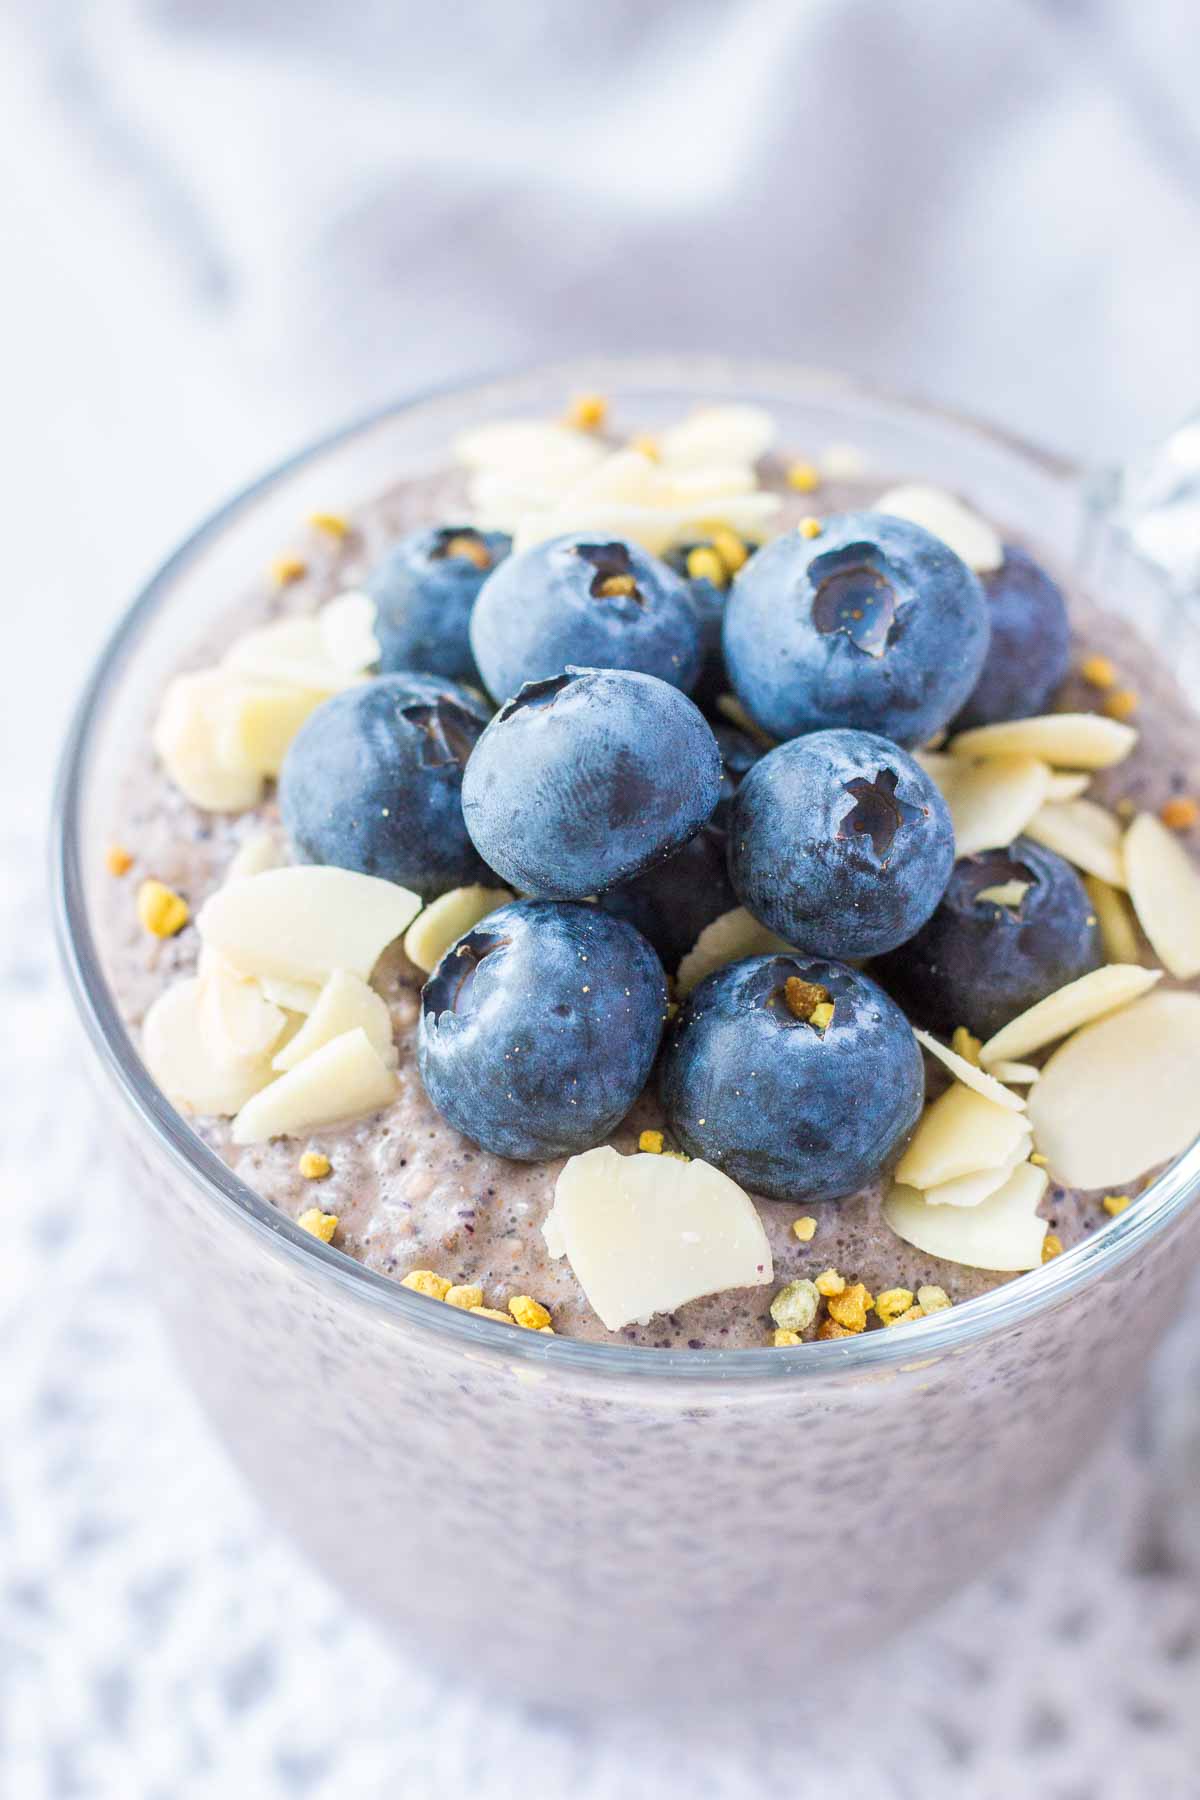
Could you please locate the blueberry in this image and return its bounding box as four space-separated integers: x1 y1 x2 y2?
368 525 511 684
280 672 493 899
722 512 990 746
728 728 954 959
659 954 924 1203
418 900 667 1159
871 838 1104 1039
711 722 762 833
664 538 756 706
469 533 702 703
461 666 722 899
596 827 735 973
952 544 1071 731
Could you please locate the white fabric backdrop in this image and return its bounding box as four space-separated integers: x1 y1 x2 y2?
5 1 1200 1793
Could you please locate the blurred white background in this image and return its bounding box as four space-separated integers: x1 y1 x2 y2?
4 1 1200 1794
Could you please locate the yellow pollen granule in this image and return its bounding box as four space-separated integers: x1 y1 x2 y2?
595 573 638 598
445 1283 484 1310
270 555 307 585
798 517 822 539
874 1287 915 1326
951 1026 982 1065
137 879 189 938
1080 654 1116 689
401 1269 452 1300
892 1305 926 1325
297 1208 337 1244
916 1285 952 1313
509 1295 552 1331
817 1318 857 1340
1030 1153 1048 1167
809 1001 835 1031
566 393 608 432
792 1216 817 1242
786 461 821 493
106 845 134 877
1042 1234 1064 1262
1103 1194 1132 1216
638 1129 665 1155
1161 796 1199 831
770 1279 820 1333
1102 688 1138 721
710 527 749 576
308 511 350 538
826 1282 873 1332
298 1151 331 1181
815 1268 845 1297
469 1305 515 1324
686 546 728 588
773 1328 803 1347
783 977 829 1022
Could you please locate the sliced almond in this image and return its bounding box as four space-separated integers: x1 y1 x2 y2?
894 1083 1031 1189
215 681 328 779
542 1145 773 1331
988 1061 1040 1085
1124 812 1200 978
222 617 361 694
912 1029 1025 1112
232 1027 398 1145
197 949 289 1068
923 1138 1033 1207
454 419 607 477
1025 798 1127 888
883 1165 1049 1272
1026 991 1200 1187
675 906 793 998
272 969 397 1072
1045 771 1091 802
198 866 421 987
946 755 1051 859
875 483 1003 572
143 978 276 1117
319 590 380 673
512 491 781 559
152 670 264 812
226 831 285 883
260 974 323 1015
559 447 663 506
403 885 515 975
949 713 1137 771
978 964 1162 1067
912 750 960 799
975 880 1032 907
657 405 776 468
1083 873 1144 965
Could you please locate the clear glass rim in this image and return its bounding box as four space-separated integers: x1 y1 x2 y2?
51 353 1200 1385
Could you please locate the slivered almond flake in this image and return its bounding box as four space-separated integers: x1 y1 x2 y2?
912 750 959 799
657 405 776 467
874 484 1003 572
978 964 1162 1067
197 949 288 1068
403 885 515 975
922 1139 1032 1208
1045 771 1091 802
894 1083 1031 1189
142 978 276 1117
1025 798 1127 889
912 1029 1025 1112
232 1027 398 1145
1124 812 1200 979
1026 991 1200 1188
948 713 1137 770
1082 874 1144 966
988 1061 1040 1085
198 866 420 988
271 969 397 1072
945 754 1051 858
974 880 1032 907
675 906 793 998
512 492 780 558
883 1165 1049 1271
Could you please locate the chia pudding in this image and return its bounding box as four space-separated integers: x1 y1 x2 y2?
96 420 1200 1351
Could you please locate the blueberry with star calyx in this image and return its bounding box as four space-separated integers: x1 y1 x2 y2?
368 524 511 684
952 544 1071 731
279 672 492 898
728 728 954 960
659 954 924 1203
417 900 667 1160
872 838 1103 1039
461 666 722 899
722 511 990 745
469 533 702 703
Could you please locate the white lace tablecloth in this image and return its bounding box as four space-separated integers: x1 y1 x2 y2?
6 1 1200 1791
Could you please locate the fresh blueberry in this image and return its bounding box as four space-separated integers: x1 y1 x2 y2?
280 672 493 899
596 827 735 973
368 525 511 685
728 728 954 959
417 900 667 1160
469 533 702 703
722 511 990 745
711 722 762 833
871 838 1104 1039
659 954 924 1203
952 544 1071 731
461 666 722 899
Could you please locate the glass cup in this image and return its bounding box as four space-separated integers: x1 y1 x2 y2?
52 358 1200 1709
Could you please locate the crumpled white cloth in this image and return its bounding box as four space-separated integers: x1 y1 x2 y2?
5 0 1200 1791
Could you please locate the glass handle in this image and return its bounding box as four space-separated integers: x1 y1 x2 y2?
1088 411 1200 596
